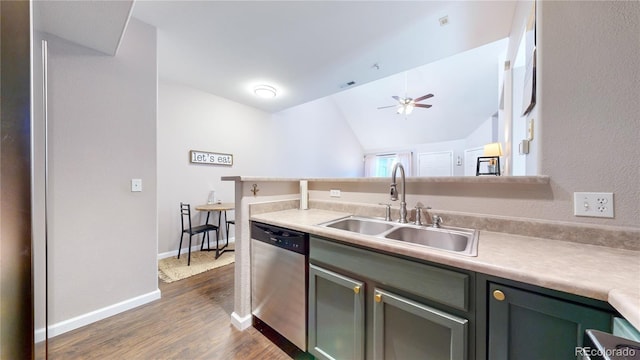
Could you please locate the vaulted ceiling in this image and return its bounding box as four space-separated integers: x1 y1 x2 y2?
35 1 517 149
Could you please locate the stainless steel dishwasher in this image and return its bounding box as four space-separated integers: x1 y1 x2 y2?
251 221 309 352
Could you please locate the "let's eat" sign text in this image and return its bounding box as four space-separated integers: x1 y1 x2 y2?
190 150 233 166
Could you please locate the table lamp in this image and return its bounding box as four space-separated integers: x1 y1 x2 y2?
483 142 503 175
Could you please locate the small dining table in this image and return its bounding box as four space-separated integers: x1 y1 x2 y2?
195 202 235 258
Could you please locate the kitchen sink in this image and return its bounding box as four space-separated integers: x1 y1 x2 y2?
318 216 478 256
383 226 475 253
323 216 394 235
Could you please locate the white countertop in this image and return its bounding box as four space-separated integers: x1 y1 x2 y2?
251 208 640 330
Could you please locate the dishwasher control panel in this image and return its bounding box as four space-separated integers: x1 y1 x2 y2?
251 221 309 255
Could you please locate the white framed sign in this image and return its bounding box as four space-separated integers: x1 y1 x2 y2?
190 150 233 166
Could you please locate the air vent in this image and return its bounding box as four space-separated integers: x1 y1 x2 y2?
439 15 449 26
339 81 356 89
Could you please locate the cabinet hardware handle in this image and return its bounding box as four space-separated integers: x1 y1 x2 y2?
493 290 506 301
374 293 382 303
353 286 360 294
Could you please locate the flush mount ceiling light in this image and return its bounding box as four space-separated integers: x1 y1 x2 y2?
253 85 277 98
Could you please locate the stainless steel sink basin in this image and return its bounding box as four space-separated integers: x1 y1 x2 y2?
322 216 394 235
383 226 476 254
318 216 478 256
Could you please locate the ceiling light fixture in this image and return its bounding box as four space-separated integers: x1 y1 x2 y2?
253 84 277 98
396 99 415 115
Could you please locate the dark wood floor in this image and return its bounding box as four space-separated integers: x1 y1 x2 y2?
43 263 291 360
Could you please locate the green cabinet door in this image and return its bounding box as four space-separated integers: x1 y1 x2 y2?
373 288 468 360
488 283 613 360
308 264 365 360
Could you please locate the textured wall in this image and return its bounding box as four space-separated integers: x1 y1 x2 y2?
538 1 640 227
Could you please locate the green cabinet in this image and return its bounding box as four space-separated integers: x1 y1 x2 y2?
307 235 617 360
309 236 472 360
486 282 613 360
373 288 468 360
308 264 365 360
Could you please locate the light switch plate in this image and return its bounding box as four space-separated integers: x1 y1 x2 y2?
573 192 613 218
131 179 142 192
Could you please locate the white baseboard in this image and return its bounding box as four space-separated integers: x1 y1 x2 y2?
35 289 161 342
158 237 235 260
231 311 253 331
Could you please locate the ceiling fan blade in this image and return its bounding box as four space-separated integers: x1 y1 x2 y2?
414 104 432 108
392 95 402 102
413 93 434 102
377 105 397 109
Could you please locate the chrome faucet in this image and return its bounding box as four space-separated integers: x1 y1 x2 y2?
390 163 408 223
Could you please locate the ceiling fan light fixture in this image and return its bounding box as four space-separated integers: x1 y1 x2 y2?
253 84 278 98
405 103 415 115
396 103 414 115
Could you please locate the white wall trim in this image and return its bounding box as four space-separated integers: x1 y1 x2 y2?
158 237 235 260
35 289 161 342
231 311 252 331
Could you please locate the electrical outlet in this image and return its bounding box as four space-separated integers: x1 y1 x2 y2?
330 189 341 198
573 192 613 218
131 179 142 192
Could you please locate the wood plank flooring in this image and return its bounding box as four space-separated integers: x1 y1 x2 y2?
43 263 291 360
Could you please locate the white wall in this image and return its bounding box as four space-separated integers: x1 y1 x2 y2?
505 0 538 177
271 97 364 178
537 1 640 227
32 19 159 334
157 82 276 255
157 84 364 255
465 115 495 149
511 66 527 176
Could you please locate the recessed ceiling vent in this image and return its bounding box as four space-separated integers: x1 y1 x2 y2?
339 81 356 89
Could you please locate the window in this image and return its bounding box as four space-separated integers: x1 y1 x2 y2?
364 152 412 177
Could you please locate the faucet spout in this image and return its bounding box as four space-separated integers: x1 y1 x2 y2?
390 163 408 223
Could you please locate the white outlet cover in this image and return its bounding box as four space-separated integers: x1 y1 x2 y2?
573 192 613 218
131 179 142 192
330 189 341 197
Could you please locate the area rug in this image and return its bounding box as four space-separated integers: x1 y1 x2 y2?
158 248 235 283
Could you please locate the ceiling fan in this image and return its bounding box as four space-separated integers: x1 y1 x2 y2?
377 93 434 115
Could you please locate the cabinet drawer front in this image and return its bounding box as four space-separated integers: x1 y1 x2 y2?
309 264 365 360
373 288 468 360
310 236 469 311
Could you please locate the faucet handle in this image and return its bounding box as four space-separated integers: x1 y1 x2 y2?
379 203 392 221
414 205 423 225
413 205 431 226
431 215 443 228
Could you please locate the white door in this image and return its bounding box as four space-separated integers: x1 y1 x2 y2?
417 151 453 176
464 147 484 176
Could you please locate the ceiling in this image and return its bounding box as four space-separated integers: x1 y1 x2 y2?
330 37 508 149
36 0 517 149
34 0 134 55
